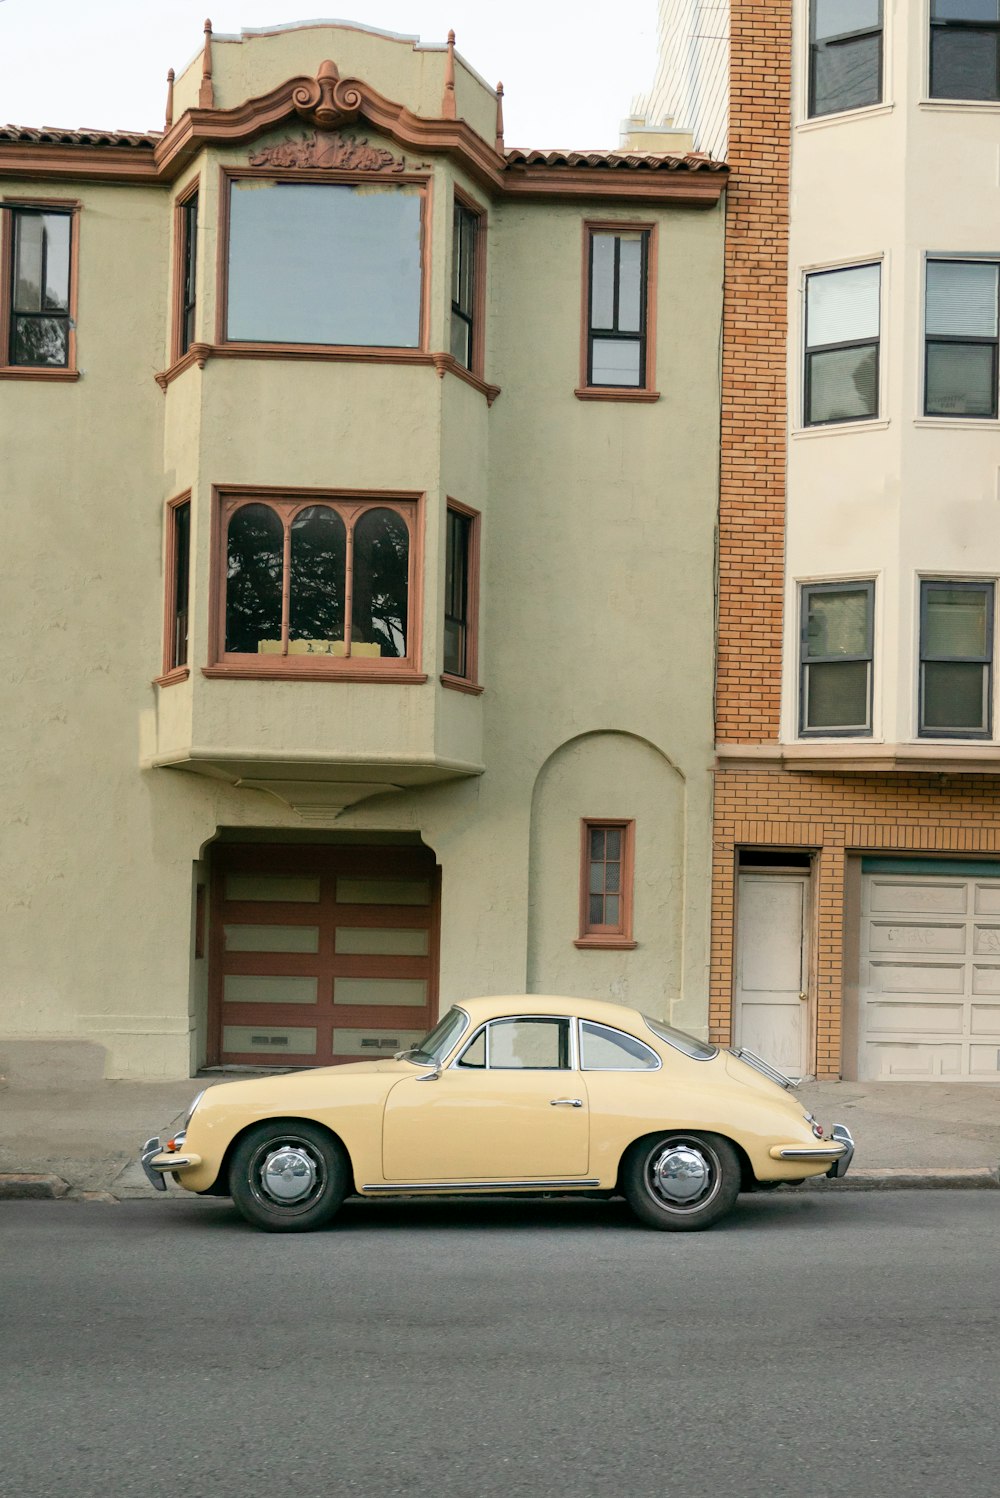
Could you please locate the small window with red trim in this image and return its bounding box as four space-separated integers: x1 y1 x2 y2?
576 819 636 949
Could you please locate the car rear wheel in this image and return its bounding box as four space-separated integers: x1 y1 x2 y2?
622 1132 741 1231
230 1121 348 1232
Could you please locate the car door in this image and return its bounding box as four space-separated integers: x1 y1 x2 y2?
381 1015 591 1181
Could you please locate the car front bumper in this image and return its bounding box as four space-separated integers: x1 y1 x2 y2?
769 1123 855 1179
140 1135 202 1192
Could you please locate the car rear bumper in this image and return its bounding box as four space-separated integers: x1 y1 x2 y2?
769 1123 855 1178
140 1135 202 1191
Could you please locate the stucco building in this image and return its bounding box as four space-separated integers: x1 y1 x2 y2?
639 0 1000 1081
0 20 726 1080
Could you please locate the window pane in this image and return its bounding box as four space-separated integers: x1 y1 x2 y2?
806 588 870 659
351 508 409 658
923 661 988 731
226 504 284 654
606 827 622 859
589 862 604 895
591 338 642 387
489 1018 566 1069
807 344 878 423
449 313 471 366
805 660 870 729
605 862 621 893
589 895 604 925
924 587 989 657
459 212 476 313
617 235 643 334
931 29 1000 99
605 895 620 925
457 1030 486 1068
933 1 1000 18
812 33 882 114
580 1022 658 1071
11 315 68 367
172 501 191 670
925 342 997 417
813 0 881 39
591 234 616 330
927 262 999 337
226 182 422 346
807 264 880 346
444 508 470 677
13 212 70 313
589 827 605 860
289 505 347 648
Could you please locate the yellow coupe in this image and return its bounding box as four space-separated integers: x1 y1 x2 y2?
140 995 854 1232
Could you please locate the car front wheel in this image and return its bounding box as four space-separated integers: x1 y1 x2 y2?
622 1132 741 1231
230 1121 348 1232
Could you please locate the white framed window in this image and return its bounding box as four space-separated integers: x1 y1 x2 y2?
924 258 999 418
929 2 1000 102
918 579 995 738
808 1 884 118
799 580 876 736
803 263 882 426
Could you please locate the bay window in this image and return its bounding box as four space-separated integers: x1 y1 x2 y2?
800 581 875 736
930 2 1000 102
924 259 999 418
804 263 881 426
809 1 883 118
919 581 994 737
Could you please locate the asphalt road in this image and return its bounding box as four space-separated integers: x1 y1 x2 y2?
3 1191 1000 1498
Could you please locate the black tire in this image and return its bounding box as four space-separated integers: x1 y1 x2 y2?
622 1132 741 1232
230 1121 348 1232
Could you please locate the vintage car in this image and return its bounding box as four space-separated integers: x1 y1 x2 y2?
140 995 854 1232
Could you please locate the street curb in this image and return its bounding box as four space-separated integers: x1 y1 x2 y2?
793 1166 1000 1192
0 1172 70 1200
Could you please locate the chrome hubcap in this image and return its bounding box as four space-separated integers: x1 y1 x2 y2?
648 1141 718 1212
259 1146 318 1205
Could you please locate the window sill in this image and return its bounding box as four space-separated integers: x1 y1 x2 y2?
796 101 894 132
914 416 1000 431
574 936 638 950
202 664 428 684
440 674 484 695
791 418 890 440
574 387 660 403
432 353 501 407
0 366 80 382
154 667 190 688
919 98 1000 115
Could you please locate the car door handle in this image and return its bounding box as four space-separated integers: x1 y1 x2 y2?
550 1097 584 1107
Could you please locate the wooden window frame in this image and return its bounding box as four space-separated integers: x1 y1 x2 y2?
171 179 199 362
577 221 659 403
157 491 192 686
441 499 482 694
924 257 1000 420
575 818 637 950
808 0 884 119
929 2 1000 102
215 166 433 358
799 580 876 738
450 188 487 380
0 197 80 381
803 263 881 427
205 485 426 683
918 578 995 740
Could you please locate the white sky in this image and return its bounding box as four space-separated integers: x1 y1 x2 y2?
0 0 659 150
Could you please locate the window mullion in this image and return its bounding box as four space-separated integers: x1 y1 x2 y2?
280 516 291 656
612 236 621 334
344 513 355 658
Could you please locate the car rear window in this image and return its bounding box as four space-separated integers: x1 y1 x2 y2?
642 1016 718 1060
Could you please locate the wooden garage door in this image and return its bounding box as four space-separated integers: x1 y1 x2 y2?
209 844 440 1068
861 866 1000 1080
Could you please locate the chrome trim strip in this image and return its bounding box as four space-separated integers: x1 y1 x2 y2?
731 1047 795 1089
149 1155 197 1171
775 1144 848 1160
360 1178 601 1193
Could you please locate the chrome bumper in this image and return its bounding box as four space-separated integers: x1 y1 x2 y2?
140 1136 168 1192
769 1122 855 1178
826 1123 855 1179
140 1133 201 1191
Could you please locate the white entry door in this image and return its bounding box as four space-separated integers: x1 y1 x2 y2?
734 874 810 1078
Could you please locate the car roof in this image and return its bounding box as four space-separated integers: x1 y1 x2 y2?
452 995 651 1033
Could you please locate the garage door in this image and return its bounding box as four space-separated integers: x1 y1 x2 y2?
861 863 1000 1080
209 843 439 1068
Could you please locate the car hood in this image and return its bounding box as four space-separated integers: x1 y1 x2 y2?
194 1058 417 1108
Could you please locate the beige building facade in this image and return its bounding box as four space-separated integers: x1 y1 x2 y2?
0 21 726 1080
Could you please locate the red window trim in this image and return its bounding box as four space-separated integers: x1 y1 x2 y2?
575 818 637 949
155 490 193 687
0 196 81 379
170 176 200 365
452 185 488 382
206 484 426 681
576 219 659 402
441 498 482 693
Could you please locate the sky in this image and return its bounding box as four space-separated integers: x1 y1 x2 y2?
0 0 659 150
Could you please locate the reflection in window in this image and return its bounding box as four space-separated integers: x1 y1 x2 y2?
804 264 881 425
930 1 1000 102
168 499 191 672
925 259 999 418
809 0 883 118
179 192 198 356
7 208 71 367
488 1018 570 1070
800 581 875 735
444 507 474 679
226 180 423 347
919 581 994 737
222 497 414 665
580 1021 659 1070
587 228 649 388
450 199 479 370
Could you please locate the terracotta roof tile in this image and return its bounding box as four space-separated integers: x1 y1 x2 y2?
0 125 159 149
504 147 727 173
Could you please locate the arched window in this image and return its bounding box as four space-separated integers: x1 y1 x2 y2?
225 503 284 654
351 508 409 659
289 506 347 650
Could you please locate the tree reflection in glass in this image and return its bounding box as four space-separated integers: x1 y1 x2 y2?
351 509 409 658
289 506 346 650
226 504 284 653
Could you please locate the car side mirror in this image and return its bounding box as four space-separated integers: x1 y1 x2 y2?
415 1063 442 1082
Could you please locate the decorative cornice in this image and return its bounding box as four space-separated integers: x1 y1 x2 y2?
248 129 412 173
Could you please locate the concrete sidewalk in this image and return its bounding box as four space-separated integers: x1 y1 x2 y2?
3 1048 1000 1200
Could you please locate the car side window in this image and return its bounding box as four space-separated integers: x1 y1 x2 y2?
580 1021 660 1071
455 1029 486 1068
488 1018 570 1070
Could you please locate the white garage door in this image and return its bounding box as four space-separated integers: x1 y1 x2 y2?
861 867 1000 1080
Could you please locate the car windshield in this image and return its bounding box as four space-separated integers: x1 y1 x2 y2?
642 1015 718 1061
400 1006 469 1065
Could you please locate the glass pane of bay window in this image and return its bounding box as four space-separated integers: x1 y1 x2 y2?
812 33 882 113
926 261 998 336
814 0 881 37
807 264 880 345
923 661 988 731
13 212 70 312
926 342 997 416
351 508 409 657
806 588 870 658
806 660 870 729
931 29 1000 99
808 344 878 423
289 506 347 649
226 504 284 653
591 338 642 387
924 587 989 657
226 181 422 346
